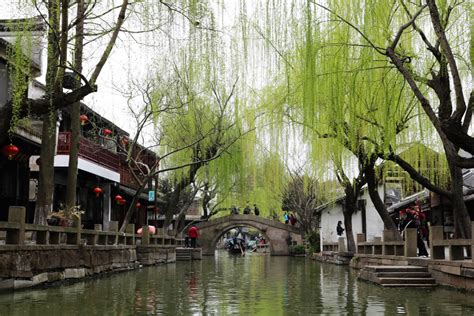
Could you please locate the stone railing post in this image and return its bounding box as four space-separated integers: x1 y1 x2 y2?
356 233 365 253
430 225 444 259
383 229 399 242
404 228 417 257
6 206 25 245
66 217 81 245
95 224 105 245
126 224 135 245
338 236 346 252
108 221 118 245
142 225 150 245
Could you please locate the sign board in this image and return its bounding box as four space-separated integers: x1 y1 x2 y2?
148 190 155 202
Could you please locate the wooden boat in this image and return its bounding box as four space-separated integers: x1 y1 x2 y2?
225 238 246 255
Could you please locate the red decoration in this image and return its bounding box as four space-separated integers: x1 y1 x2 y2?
119 198 126 205
79 114 89 126
121 137 129 146
2 144 19 160
114 195 123 204
103 128 113 136
93 187 103 197
135 202 141 209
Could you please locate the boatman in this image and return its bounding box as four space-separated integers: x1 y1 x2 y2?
188 225 199 248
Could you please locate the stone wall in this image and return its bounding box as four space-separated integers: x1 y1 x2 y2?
312 251 354 265
0 245 137 291
0 244 179 291
136 245 176 265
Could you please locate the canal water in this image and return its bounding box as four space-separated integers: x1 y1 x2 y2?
1 251 474 315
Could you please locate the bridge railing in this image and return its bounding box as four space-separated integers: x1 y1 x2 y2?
0 206 184 247
198 214 301 233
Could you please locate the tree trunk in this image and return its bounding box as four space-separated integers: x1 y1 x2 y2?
35 113 57 225
448 159 471 239
365 165 401 239
119 183 146 233
65 0 85 210
343 197 357 253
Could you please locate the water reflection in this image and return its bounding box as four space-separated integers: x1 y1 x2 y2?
0 252 474 315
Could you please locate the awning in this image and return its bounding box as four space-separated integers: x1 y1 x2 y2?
118 185 149 200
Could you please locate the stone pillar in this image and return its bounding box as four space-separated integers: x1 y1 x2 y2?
338 236 346 252
6 206 26 245
126 224 135 245
95 224 105 245
66 217 81 245
108 221 118 245
404 228 417 257
472 222 474 263
430 225 444 260
356 233 365 254
142 225 150 245
383 229 398 242
102 184 112 231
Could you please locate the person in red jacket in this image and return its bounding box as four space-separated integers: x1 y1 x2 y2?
188 226 199 248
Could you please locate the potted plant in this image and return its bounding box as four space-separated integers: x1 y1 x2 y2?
47 204 84 227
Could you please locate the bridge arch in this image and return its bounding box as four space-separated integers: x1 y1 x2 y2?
195 215 303 256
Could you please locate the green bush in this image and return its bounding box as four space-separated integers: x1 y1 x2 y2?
305 231 320 253
289 244 306 255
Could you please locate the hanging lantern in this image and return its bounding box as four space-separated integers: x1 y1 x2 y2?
119 198 126 205
79 114 89 126
2 144 19 160
121 137 129 146
135 202 141 209
103 128 113 136
93 187 103 197
114 195 123 204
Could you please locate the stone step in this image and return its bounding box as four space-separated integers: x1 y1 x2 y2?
378 277 436 285
364 265 428 273
381 283 437 288
376 271 432 278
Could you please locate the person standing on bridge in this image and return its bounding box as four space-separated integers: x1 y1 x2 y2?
243 203 251 215
188 225 199 248
254 204 260 216
283 211 289 224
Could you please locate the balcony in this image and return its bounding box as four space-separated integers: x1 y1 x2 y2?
119 162 140 190
57 132 120 172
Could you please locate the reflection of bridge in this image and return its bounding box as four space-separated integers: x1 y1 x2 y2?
195 215 303 256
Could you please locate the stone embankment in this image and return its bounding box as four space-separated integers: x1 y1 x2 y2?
316 225 474 291
0 206 196 291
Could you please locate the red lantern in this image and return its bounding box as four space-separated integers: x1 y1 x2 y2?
119 198 126 205
2 144 19 160
79 114 89 126
121 137 129 146
135 202 141 209
114 195 123 204
93 187 103 197
103 128 112 136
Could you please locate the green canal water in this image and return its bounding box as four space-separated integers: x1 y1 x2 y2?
1 251 474 315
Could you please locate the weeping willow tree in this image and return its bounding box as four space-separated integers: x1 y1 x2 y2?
311 0 473 238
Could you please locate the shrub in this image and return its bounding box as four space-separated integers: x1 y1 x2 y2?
289 244 306 255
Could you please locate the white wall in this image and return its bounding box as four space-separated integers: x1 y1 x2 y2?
320 185 386 249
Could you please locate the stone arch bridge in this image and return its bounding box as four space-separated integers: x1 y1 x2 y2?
195 214 303 256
